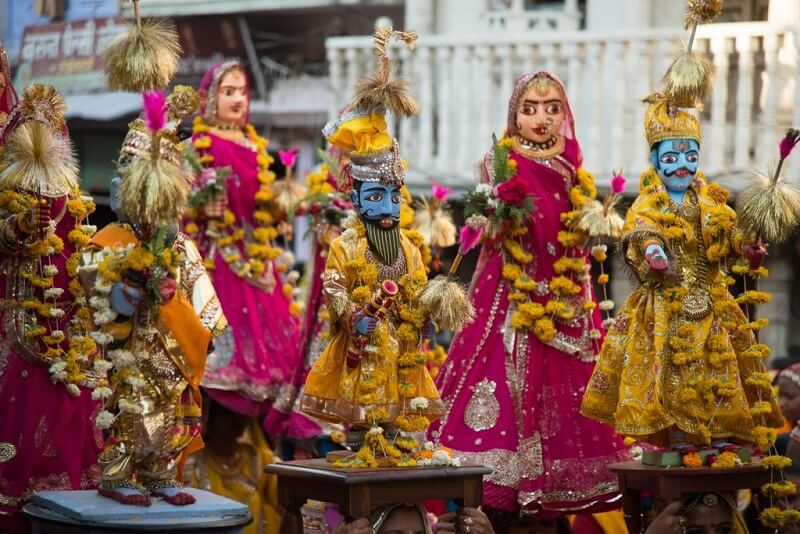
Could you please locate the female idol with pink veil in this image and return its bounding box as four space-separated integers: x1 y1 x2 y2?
185 62 301 425
429 72 628 525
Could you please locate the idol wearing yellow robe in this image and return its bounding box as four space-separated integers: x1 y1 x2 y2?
300 220 445 426
581 169 783 446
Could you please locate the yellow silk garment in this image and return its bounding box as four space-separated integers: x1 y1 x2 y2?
581 170 783 446
186 420 281 534
300 229 445 426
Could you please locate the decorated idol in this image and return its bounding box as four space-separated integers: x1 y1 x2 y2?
299 28 469 468
0 83 102 529
185 61 303 424
581 0 784 460
429 71 628 523
82 89 225 506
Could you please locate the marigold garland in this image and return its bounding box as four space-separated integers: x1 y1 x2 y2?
0 188 97 392
495 137 599 345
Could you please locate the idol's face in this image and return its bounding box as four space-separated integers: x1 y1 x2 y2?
652 138 700 193
516 83 566 144
216 69 248 125
350 181 401 229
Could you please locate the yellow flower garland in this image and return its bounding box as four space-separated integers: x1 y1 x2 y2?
187 118 303 315
500 140 598 345
0 188 97 392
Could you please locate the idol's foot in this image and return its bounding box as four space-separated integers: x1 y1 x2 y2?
151 486 196 505
98 486 151 506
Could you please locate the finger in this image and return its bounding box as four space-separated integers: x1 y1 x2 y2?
350 519 370 527
438 513 457 522
660 501 683 516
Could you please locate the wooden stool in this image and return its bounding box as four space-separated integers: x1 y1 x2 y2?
608 459 772 534
266 459 492 534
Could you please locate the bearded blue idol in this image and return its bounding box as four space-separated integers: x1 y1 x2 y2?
651 138 700 205
299 27 452 467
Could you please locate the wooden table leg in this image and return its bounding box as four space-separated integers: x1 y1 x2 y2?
459 476 483 508
622 488 642 534
280 501 304 534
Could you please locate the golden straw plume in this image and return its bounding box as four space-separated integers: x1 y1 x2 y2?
350 26 419 117
736 169 800 245
577 196 625 239
118 154 190 228
103 15 181 92
662 52 713 110
273 179 308 216
661 0 721 109
412 197 457 248
417 275 474 332
0 121 78 195
19 84 67 130
684 0 723 29
167 85 200 121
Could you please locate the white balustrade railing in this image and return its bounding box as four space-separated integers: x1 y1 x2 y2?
326 22 800 192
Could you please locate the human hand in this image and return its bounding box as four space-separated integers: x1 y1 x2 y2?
18 198 51 235
333 518 371 534
645 243 669 272
645 501 685 534
436 508 494 534
109 282 143 317
202 195 227 219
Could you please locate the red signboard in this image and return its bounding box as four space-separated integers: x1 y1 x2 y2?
15 17 128 93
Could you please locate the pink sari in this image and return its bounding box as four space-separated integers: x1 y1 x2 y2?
0 197 102 529
430 73 627 516
190 62 302 421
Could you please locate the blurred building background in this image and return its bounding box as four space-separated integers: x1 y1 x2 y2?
3 0 800 359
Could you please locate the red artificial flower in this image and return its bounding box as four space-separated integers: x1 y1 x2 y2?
494 178 528 205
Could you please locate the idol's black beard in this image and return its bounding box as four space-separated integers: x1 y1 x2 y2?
363 218 401 265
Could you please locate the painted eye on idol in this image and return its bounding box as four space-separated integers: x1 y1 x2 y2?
686 152 698 163
391 193 401 204
545 102 563 115
660 154 678 164
366 192 383 202
520 104 535 115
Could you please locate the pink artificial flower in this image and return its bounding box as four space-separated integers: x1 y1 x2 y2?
779 128 800 160
431 180 453 202
196 167 217 188
142 90 167 132
610 169 626 195
279 147 298 169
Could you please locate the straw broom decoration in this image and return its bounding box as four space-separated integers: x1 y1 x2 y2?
103 0 181 92
735 128 800 245
662 0 722 109
417 215 485 331
412 181 457 271
119 90 191 229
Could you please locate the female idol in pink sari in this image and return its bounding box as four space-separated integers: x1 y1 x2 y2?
186 62 301 422
0 83 101 532
430 72 627 523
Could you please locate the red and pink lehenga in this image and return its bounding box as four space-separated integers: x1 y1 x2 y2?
429 72 628 520
185 62 302 423
0 85 102 530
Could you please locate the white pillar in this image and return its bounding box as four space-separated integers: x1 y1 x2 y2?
708 36 732 176
734 35 755 172
405 0 435 34
768 0 800 26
